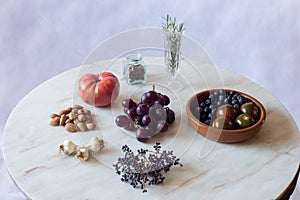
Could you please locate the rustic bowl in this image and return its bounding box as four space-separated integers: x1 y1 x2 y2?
186 89 266 143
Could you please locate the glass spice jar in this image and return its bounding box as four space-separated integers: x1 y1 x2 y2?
124 54 147 85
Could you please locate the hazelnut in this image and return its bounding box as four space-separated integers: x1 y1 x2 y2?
65 119 72 124
78 114 86 122
74 118 80 124
58 109 71 116
73 105 83 109
85 115 93 123
78 109 85 115
65 123 77 132
68 112 77 120
77 122 87 131
50 117 60 126
72 109 78 114
50 113 59 119
84 109 91 115
86 123 96 131
59 114 68 126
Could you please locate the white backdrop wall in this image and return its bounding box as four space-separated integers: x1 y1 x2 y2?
0 1 299 199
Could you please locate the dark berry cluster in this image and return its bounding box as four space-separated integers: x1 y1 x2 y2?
194 89 260 129
195 89 251 125
113 142 182 193
224 90 251 110
115 85 176 143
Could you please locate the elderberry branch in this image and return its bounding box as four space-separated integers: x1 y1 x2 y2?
113 142 183 193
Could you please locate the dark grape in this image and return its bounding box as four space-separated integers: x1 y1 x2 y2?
136 104 149 116
122 99 136 109
131 102 137 109
224 98 230 104
142 114 151 126
155 106 167 120
238 98 244 105
162 95 170 106
146 91 158 102
205 99 211 105
233 104 240 110
122 98 132 108
232 94 238 100
136 127 148 142
204 107 211 114
199 102 206 108
115 115 132 127
141 93 152 104
209 104 215 110
231 99 238 105
124 121 137 131
157 120 169 132
153 97 164 106
149 104 165 121
145 124 158 137
229 91 236 96
126 108 136 120
149 104 159 116
200 113 207 122
166 108 175 124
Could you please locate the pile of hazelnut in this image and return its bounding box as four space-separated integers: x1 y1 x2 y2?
50 105 96 132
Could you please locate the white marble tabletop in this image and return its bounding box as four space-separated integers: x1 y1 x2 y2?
2 57 300 199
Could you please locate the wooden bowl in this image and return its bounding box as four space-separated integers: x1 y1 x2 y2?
186 89 266 143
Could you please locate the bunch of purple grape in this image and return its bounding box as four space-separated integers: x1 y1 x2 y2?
115 87 175 142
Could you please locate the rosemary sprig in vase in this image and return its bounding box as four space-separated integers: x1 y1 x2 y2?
162 14 184 90
162 14 184 33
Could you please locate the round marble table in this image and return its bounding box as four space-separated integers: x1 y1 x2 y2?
2 57 300 199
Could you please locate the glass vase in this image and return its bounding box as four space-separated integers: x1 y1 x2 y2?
164 30 183 91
